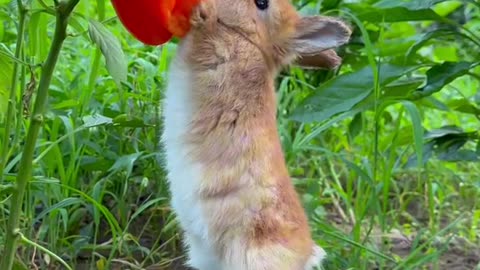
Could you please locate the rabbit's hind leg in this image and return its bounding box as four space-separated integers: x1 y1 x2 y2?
222 241 308 270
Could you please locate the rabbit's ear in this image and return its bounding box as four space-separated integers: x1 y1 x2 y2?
295 49 342 69
291 16 351 69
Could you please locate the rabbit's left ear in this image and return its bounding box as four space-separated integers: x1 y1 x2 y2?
291 16 351 69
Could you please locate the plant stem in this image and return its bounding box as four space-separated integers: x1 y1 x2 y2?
0 0 27 182
18 231 73 270
0 1 80 269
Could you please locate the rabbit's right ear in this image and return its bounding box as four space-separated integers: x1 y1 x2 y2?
291 16 351 69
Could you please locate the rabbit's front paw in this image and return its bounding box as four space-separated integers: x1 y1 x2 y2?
191 0 217 28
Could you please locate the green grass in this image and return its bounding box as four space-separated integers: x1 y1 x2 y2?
1 0 480 269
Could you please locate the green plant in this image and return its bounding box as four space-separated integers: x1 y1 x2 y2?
1 1 81 269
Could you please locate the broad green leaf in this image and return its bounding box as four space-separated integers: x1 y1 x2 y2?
418 126 480 163
433 46 458 62
382 78 424 99
410 62 473 99
446 99 480 116
88 19 127 87
52 99 80 110
79 156 113 172
291 64 419 123
113 114 153 128
424 125 464 140
0 48 13 117
28 12 49 61
345 4 443 22
417 96 450 111
433 1 464 16
68 15 89 40
406 29 464 59
438 150 479 162
375 0 447 10
82 114 113 127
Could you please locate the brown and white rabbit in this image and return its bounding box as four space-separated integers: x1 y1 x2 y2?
162 0 351 269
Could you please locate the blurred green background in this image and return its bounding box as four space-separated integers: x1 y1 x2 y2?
0 0 479 269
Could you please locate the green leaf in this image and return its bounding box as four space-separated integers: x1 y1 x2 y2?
410 62 473 99
28 12 50 61
420 126 479 163
0 183 14 196
12 258 29 270
406 29 465 59
128 197 165 224
375 0 447 10
0 48 13 117
33 198 83 224
382 78 424 99
108 152 143 179
438 150 479 162
345 4 443 22
113 114 154 128
425 125 464 140
348 113 363 140
401 101 425 167
88 19 127 87
406 141 435 168
446 98 480 116
68 15 89 40
82 114 113 128
291 64 419 123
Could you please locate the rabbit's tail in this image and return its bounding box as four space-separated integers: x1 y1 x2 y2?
305 245 326 270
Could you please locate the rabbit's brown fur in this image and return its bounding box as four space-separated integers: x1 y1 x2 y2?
163 0 351 269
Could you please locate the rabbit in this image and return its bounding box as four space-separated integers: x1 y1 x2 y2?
162 0 351 269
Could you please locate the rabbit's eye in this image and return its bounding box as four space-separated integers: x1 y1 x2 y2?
255 0 269 10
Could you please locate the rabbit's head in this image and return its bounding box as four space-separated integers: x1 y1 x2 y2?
182 0 351 72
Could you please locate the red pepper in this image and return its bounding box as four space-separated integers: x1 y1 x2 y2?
169 0 201 38
111 0 200 46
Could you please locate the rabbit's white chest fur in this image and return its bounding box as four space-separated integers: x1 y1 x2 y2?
163 60 223 269
162 61 208 238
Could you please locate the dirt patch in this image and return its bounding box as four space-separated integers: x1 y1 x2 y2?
327 210 480 270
